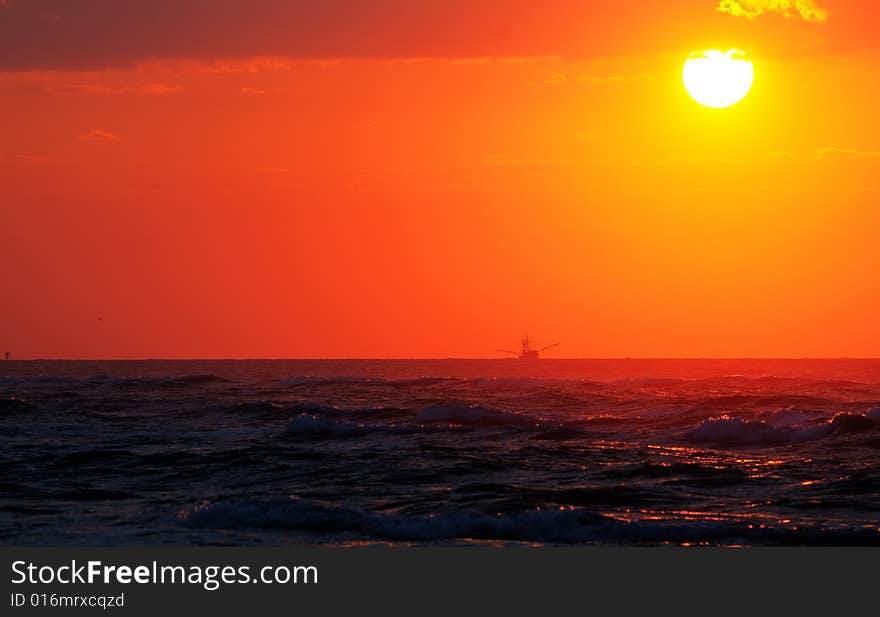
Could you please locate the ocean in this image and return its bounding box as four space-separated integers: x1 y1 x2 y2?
2 359 879 546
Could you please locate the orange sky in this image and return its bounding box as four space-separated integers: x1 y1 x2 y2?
1 0 879 359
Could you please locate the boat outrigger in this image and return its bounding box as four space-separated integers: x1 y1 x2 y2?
496 336 559 360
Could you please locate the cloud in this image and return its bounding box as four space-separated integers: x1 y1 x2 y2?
46 83 181 96
202 58 297 74
578 74 626 84
2 1 866 71
816 146 880 158
136 83 182 95
0 1 744 71
544 73 651 87
4 154 59 164
577 73 652 85
241 86 287 95
77 129 119 142
718 0 828 22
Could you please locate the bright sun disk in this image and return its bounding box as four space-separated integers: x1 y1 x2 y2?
683 50 754 109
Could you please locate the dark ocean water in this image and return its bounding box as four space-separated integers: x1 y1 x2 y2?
2 359 879 546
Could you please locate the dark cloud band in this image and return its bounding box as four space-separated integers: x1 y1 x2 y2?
0 0 863 71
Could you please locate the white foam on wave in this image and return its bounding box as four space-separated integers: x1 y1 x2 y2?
178 496 614 542
764 407 826 427
177 495 880 545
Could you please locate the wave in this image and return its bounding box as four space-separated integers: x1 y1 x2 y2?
688 394 836 411
179 496 614 542
277 375 612 389
530 425 594 441
0 397 36 414
277 375 459 388
284 412 450 438
414 404 536 427
686 410 880 445
85 373 228 386
609 461 747 480
183 400 544 434
0 374 229 387
611 377 687 387
282 404 544 438
466 377 605 389
0 375 79 386
199 400 288 416
285 414 366 437
178 496 880 545
760 407 828 427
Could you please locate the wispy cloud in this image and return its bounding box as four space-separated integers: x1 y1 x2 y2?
544 73 651 87
578 75 626 85
4 154 59 164
0 3 772 72
77 129 119 142
203 57 296 74
135 83 181 95
718 1 828 22
46 83 181 96
240 86 287 95
544 73 568 85
816 147 880 159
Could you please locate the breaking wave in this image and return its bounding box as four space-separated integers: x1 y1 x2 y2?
6 359 880 547
178 496 880 545
686 410 880 445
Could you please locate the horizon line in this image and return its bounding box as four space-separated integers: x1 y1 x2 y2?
5 357 880 362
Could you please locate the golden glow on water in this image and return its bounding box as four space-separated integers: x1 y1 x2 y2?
595 447 832 539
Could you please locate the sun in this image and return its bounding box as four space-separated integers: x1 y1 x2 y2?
683 50 754 109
